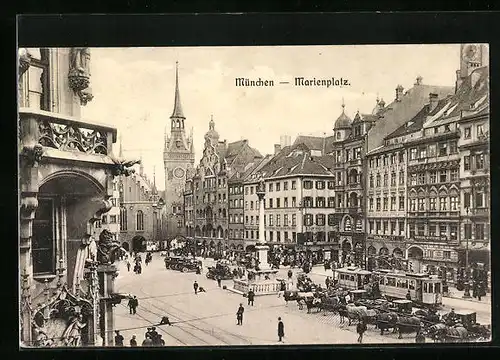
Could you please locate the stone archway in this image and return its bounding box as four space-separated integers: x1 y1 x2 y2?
36 170 106 292
122 242 130 252
367 246 377 256
132 235 146 252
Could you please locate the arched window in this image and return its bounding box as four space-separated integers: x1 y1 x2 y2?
120 206 127 231
136 210 144 231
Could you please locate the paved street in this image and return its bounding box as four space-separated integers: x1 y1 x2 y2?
114 254 419 346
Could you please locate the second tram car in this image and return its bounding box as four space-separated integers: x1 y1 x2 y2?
334 267 443 307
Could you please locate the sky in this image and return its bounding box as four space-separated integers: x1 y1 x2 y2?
81 45 462 190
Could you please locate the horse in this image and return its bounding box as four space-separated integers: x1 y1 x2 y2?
426 323 448 342
303 296 322 314
441 325 469 343
342 304 368 326
395 315 422 339
375 312 399 335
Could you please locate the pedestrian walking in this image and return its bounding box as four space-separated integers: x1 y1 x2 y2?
278 280 287 298
127 296 135 314
114 330 124 346
131 295 138 314
356 320 367 343
193 281 199 295
278 317 285 342
127 260 131 272
130 335 137 347
247 289 255 306
236 303 244 325
217 275 222 288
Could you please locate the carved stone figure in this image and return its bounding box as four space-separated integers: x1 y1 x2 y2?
68 48 93 105
61 314 87 347
88 236 98 262
96 229 122 265
69 48 91 79
22 144 44 166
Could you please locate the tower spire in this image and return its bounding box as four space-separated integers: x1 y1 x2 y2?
171 61 185 119
153 165 156 188
139 153 144 175
341 97 346 112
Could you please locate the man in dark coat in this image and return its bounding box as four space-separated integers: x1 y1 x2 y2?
129 335 137 347
131 296 138 314
356 319 367 343
247 290 255 306
236 303 244 325
114 330 124 346
193 281 199 295
278 317 285 342
217 275 222 288
128 296 135 314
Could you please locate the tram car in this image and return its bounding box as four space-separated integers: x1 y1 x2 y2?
334 267 443 307
334 267 372 290
374 270 443 307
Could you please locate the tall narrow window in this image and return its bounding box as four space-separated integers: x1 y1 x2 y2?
120 206 127 231
136 210 144 231
32 198 55 275
25 48 50 110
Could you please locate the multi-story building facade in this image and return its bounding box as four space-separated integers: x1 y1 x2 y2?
403 45 489 279
18 48 132 346
366 92 453 270
185 118 262 256
119 164 164 253
163 63 195 240
247 143 340 263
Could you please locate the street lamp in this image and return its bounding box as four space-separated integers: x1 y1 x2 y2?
463 207 471 298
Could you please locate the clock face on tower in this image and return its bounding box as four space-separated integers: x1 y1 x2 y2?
174 167 185 179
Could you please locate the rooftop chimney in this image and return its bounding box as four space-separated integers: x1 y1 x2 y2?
395 85 404 102
274 144 282 155
429 93 439 112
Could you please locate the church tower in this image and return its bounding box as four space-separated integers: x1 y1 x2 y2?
163 62 195 240
456 44 488 92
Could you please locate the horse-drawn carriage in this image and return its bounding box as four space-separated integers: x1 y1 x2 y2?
425 310 490 342
206 262 234 280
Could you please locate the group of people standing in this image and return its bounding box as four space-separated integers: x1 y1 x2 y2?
115 327 166 347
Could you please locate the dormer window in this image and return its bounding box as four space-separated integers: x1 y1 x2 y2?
336 131 341 139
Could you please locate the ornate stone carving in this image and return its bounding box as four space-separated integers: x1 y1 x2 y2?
38 120 108 155
22 144 44 166
31 285 93 347
68 48 93 105
18 48 32 77
20 194 39 219
109 157 141 177
96 229 122 265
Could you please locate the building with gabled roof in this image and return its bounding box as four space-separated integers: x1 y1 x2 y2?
184 117 263 256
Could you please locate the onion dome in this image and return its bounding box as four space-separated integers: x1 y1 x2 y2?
334 100 352 129
205 115 220 143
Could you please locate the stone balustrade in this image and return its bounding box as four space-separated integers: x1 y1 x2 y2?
232 278 292 296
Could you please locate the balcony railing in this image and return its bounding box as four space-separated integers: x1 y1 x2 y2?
19 108 117 158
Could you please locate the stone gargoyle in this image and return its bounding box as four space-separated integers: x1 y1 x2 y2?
109 156 141 177
96 229 122 265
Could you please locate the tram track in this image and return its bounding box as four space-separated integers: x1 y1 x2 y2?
138 283 253 345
